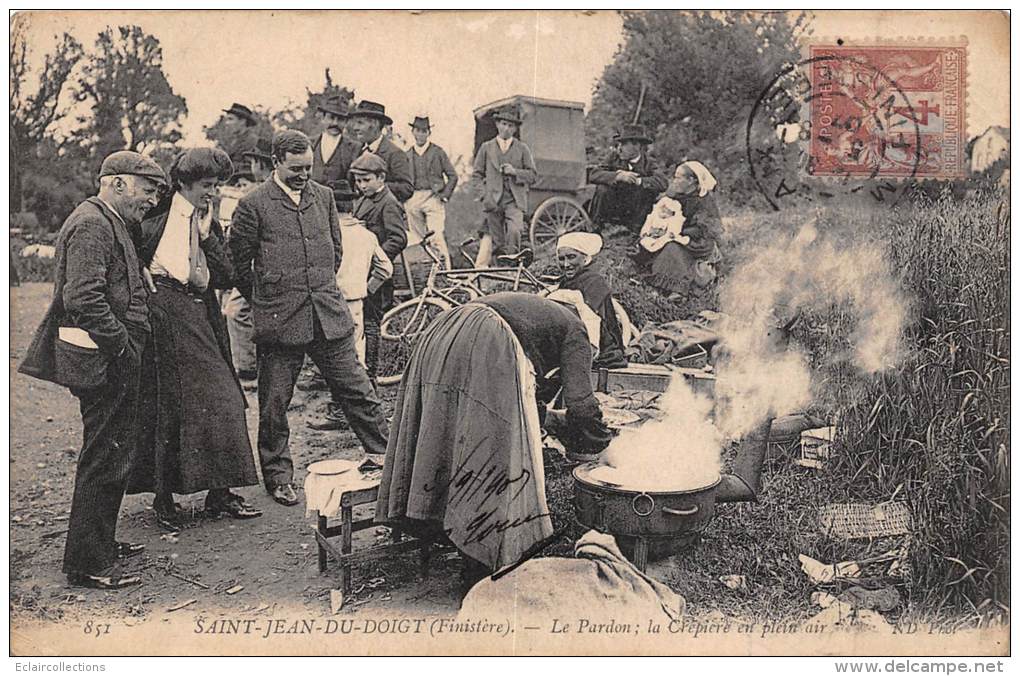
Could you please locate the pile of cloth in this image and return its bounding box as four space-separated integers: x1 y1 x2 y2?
458 530 685 625
627 312 722 365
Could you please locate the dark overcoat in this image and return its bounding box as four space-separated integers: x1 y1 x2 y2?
311 132 352 187
228 178 356 346
19 197 149 389
345 135 414 203
588 151 669 228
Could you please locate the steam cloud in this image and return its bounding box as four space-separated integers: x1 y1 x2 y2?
714 219 909 438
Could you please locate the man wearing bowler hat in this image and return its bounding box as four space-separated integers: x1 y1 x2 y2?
19 151 166 589
219 102 260 170
345 100 413 202
404 115 458 268
587 123 668 231
311 94 352 187
471 108 537 267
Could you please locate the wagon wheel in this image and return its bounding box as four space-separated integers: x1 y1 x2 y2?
529 196 591 253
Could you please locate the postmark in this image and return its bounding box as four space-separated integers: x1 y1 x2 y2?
746 40 967 210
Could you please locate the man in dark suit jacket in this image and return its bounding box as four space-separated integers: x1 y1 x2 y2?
311 95 351 187
18 151 165 589
345 100 414 203
229 130 389 506
588 123 669 231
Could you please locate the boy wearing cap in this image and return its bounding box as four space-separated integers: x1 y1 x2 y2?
404 115 458 268
20 150 165 589
350 152 408 381
471 110 537 267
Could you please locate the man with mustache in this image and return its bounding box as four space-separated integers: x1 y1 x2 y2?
311 95 351 187
229 130 389 507
344 100 413 202
19 151 166 589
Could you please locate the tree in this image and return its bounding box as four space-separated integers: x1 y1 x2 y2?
72 26 187 165
272 68 355 138
586 10 811 203
10 21 84 216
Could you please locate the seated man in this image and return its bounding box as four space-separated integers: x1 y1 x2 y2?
587 124 668 231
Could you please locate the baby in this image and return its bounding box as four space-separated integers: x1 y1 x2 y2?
639 195 689 252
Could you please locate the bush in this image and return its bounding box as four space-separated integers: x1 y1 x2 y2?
830 189 1010 619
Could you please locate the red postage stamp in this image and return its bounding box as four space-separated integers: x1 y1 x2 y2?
807 42 967 179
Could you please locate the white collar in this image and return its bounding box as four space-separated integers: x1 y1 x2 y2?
367 136 383 153
496 136 514 152
627 154 642 164
171 191 196 219
413 141 431 155
272 172 302 204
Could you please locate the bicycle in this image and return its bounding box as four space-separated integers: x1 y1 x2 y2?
375 233 555 386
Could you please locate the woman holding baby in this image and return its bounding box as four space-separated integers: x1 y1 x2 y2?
637 160 724 295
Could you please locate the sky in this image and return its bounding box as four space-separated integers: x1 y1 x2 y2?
14 10 1010 166
14 10 625 166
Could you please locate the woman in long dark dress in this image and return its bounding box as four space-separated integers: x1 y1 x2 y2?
128 148 262 530
375 293 612 574
638 160 724 295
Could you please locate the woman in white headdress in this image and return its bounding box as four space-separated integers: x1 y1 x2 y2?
638 160 724 295
551 232 630 369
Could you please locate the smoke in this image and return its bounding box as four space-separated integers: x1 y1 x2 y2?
713 218 909 438
601 374 722 491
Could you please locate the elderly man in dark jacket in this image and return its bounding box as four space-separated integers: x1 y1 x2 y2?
229 130 389 506
345 100 414 203
19 151 165 589
588 124 669 230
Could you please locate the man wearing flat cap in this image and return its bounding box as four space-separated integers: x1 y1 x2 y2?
345 100 414 203
19 150 166 589
588 123 669 231
471 109 538 267
405 115 458 268
311 95 352 187
229 130 390 506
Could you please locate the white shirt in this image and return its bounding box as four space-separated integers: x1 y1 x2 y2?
496 136 514 154
150 192 197 283
366 135 383 153
273 172 302 205
320 132 341 164
96 197 124 224
412 141 432 156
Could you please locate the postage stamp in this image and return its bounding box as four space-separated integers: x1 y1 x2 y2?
806 42 968 180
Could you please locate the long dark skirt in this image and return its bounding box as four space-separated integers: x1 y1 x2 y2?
642 242 720 293
128 285 258 496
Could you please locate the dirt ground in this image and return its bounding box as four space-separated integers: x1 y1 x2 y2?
9 282 473 628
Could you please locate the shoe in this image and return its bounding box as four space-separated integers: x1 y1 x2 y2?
206 492 263 519
359 455 385 472
68 564 141 590
268 484 299 506
308 406 349 431
116 542 146 559
154 499 183 533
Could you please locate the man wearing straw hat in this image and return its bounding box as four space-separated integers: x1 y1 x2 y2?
588 123 668 231
404 114 458 268
311 94 352 187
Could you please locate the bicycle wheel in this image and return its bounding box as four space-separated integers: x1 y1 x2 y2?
376 297 450 386
436 280 481 305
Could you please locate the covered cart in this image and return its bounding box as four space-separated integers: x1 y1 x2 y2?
473 95 594 251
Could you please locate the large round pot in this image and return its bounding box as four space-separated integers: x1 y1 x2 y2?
572 462 720 538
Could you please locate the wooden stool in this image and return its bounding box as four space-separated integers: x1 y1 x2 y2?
313 481 432 599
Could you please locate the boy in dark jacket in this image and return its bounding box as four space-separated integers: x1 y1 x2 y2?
351 152 407 382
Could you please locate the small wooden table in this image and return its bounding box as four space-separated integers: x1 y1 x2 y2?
311 478 433 600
